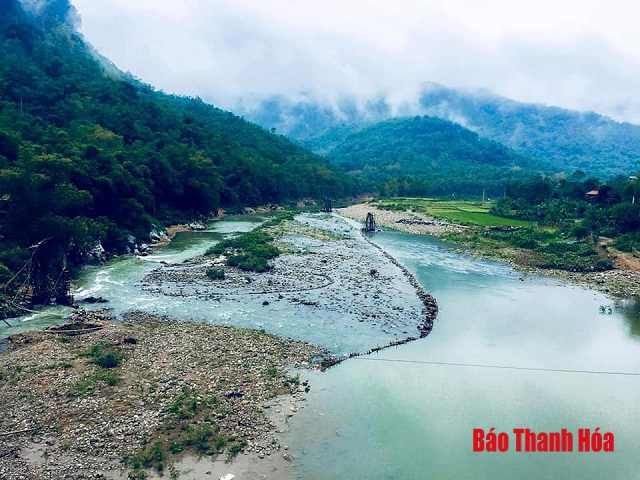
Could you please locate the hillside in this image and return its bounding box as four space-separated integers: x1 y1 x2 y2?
418 84 640 176
238 85 640 177
328 115 548 197
0 0 358 309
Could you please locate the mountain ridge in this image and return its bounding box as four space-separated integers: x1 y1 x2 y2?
237 83 640 177
327 114 548 197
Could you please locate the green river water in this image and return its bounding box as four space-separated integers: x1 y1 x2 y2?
2 216 640 479
285 230 640 480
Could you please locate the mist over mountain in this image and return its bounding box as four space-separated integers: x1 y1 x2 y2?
238 84 640 177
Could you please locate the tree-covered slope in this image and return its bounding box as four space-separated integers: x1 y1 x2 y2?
0 0 351 255
418 84 640 176
328 115 548 196
0 0 358 308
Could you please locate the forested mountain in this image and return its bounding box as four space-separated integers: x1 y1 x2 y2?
0 0 358 306
238 84 640 177
328 115 548 197
0 0 354 310
417 84 640 176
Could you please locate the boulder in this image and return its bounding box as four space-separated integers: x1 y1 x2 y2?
86 241 107 265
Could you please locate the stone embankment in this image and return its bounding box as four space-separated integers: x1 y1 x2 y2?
0 309 323 479
320 224 440 369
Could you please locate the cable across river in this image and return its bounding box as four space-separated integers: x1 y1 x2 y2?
353 356 640 377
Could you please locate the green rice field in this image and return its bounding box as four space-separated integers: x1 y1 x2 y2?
377 198 532 227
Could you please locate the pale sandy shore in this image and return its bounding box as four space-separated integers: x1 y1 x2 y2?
337 203 467 235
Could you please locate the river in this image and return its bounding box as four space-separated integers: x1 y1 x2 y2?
2 216 640 479
285 230 640 479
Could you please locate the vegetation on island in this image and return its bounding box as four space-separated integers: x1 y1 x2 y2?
205 212 297 272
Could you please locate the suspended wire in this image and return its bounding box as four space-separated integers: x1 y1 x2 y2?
352 357 640 377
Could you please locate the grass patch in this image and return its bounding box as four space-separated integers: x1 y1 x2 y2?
72 369 120 396
166 387 201 419
378 198 531 227
80 342 124 368
205 268 225 280
177 425 226 455
228 442 246 458
123 440 166 475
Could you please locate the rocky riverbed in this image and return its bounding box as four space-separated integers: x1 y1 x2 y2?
0 309 323 479
139 213 433 353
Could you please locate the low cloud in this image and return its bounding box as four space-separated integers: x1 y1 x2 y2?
71 0 640 123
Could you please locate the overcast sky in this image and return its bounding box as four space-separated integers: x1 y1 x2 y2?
71 0 640 123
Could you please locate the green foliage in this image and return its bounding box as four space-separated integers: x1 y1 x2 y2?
206 243 226 256
0 262 12 283
207 223 282 272
227 254 271 272
0 1 361 301
484 228 554 249
123 440 166 474
71 370 120 396
205 268 225 280
165 387 204 420
122 385 233 475
613 233 640 253
266 364 278 378
538 242 613 272
242 86 640 178
328 116 543 197
570 224 590 240
228 442 246 458
80 342 123 369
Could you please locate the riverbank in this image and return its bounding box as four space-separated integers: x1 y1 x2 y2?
0 309 323 479
338 203 640 298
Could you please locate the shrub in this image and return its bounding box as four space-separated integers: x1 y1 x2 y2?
570 224 590 240
81 342 123 368
205 268 225 280
228 442 245 457
123 440 165 472
613 232 640 252
205 243 225 256
211 229 278 272
537 241 612 272
96 352 121 368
